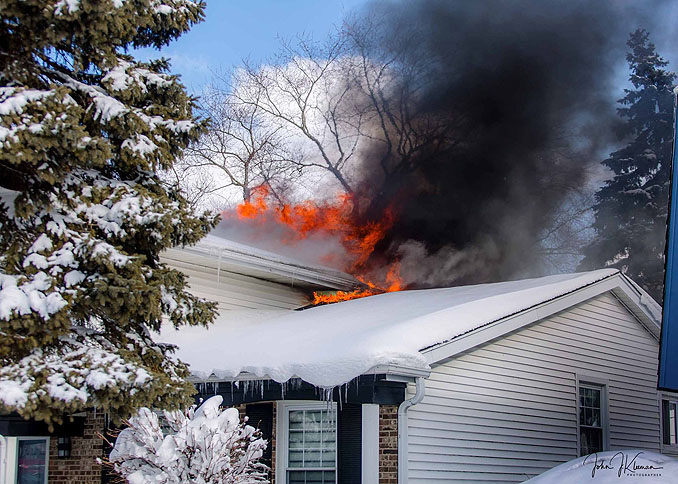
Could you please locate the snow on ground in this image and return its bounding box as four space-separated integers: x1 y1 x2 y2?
161 269 620 388
524 450 678 483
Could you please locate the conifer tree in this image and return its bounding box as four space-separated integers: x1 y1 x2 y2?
0 0 217 424
580 29 675 302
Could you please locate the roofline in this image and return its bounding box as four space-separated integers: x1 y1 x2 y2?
170 239 359 292
188 364 431 385
422 272 662 367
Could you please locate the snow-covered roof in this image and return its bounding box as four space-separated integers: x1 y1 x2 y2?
160 268 660 388
162 234 358 292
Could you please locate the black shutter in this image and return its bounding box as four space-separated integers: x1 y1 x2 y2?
245 403 274 475
337 403 362 484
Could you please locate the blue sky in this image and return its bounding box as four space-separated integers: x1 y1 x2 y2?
135 0 368 93
134 0 678 97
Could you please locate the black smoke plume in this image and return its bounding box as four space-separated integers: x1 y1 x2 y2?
351 0 660 287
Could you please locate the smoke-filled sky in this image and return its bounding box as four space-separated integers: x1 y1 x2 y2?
350 0 641 285
150 0 678 288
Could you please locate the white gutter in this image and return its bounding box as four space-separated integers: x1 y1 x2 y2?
397 377 426 484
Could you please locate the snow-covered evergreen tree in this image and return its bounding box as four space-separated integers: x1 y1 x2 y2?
0 0 218 424
580 29 676 302
109 396 268 484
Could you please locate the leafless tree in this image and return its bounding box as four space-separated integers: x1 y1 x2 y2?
252 27 450 197
179 80 302 207
538 190 596 272
231 36 366 195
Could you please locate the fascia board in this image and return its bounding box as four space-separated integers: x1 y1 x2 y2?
169 244 358 291
421 274 659 366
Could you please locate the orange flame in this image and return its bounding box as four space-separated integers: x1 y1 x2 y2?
225 186 403 304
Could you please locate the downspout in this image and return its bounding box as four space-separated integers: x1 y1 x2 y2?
397 377 426 484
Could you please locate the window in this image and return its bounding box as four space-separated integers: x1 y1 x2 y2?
57 436 71 458
16 438 49 484
282 404 337 484
661 395 678 447
578 383 607 456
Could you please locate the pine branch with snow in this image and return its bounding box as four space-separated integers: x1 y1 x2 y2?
109 396 269 484
0 0 218 424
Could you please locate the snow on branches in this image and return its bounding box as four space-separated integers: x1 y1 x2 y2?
0 0 217 424
109 396 269 484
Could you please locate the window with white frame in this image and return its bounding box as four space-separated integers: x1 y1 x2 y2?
578 382 607 456
16 437 49 484
661 394 678 447
283 404 337 484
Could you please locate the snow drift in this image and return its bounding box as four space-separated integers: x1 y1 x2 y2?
524 450 678 484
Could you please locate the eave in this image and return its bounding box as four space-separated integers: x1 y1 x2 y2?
421 272 662 367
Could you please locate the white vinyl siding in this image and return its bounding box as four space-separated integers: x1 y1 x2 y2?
161 250 309 310
407 291 661 483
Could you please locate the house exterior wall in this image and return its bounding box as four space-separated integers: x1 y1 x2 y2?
48 410 105 484
161 253 309 310
406 291 661 483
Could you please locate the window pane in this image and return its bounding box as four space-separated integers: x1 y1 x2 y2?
288 470 336 484
289 450 304 468
579 386 602 429
671 403 677 445
287 408 336 480
591 388 601 407
289 411 304 429
591 408 601 427
321 450 336 467
289 431 304 448
17 439 47 484
581 427 604 455
305 451 321 466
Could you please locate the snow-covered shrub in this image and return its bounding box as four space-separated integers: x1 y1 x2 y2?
109 396 269 484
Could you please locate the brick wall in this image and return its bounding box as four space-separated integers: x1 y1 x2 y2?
379 405 398 484
48 410 105 484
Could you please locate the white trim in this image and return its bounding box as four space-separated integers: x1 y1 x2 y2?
576 376 610 456
275 401 337 484
0 437 16 484
14 437 49 484
361 405 379 483
423 273 661 366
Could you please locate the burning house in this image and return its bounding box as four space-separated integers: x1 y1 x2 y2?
161 258 676 484
4 229 675 484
